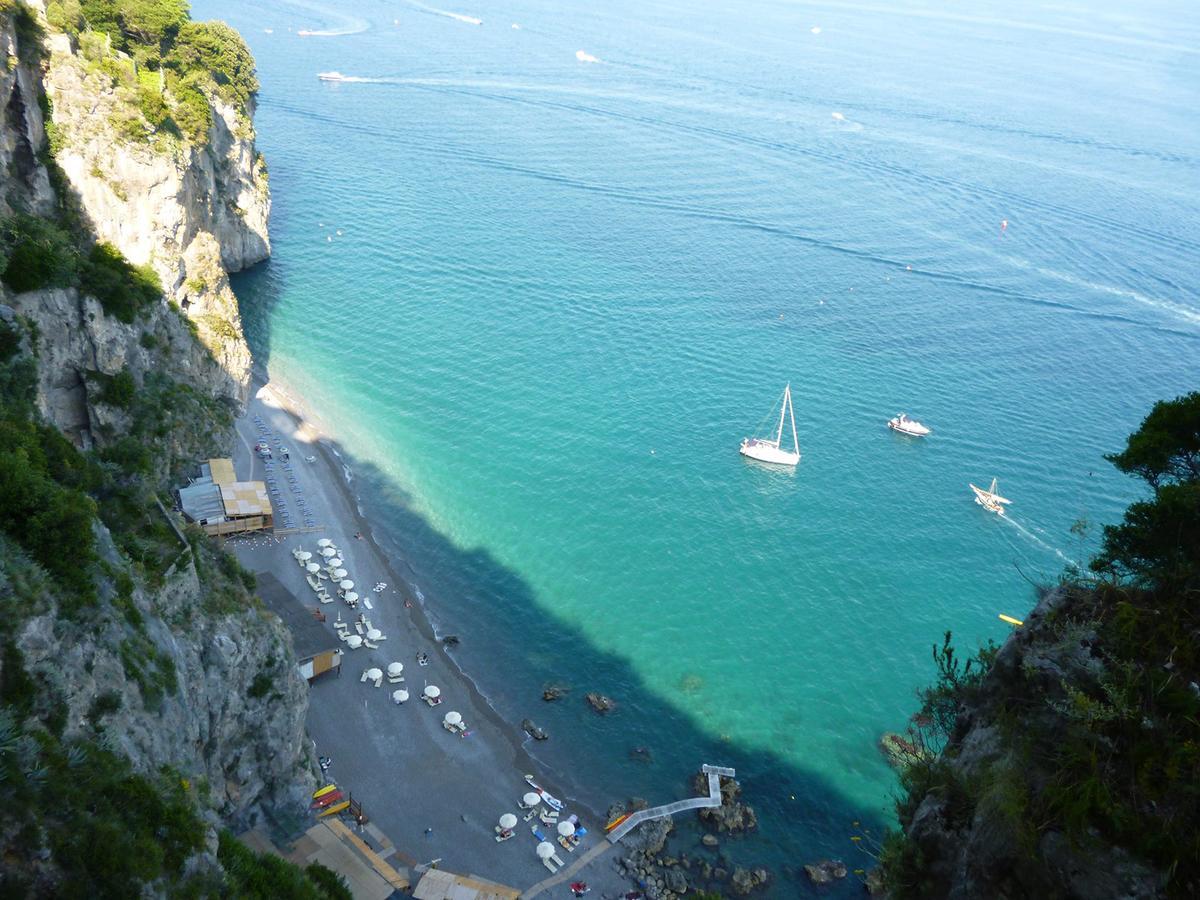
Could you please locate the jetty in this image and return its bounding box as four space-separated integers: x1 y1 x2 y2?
606 764 735 842
520 765 735 898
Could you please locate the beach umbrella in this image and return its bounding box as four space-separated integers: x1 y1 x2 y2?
365 667 382 681
332 568 348 579
523 791 542 808
444 711 462 726
499 813 517 830
305 562 320 573
297 551 312 561
340 580 354 590
536 842 555 860
344 592 359 603
366 628 382 641
424 685 441 699
346 635 363 649
317 538 333 547
392 689 408 704
387 662 403 678
557 821 575 837
328 557 344 568
321 547 336 558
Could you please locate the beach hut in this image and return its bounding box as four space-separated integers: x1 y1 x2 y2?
422 685 442 706
392 688 409 704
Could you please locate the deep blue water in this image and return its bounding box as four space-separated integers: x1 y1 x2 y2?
204 0 1199 891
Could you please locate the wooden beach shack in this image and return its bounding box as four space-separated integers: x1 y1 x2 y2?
258 573 342 682
178 458 273 536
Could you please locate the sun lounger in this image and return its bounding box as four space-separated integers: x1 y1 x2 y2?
364 640 379 649
495 830 514 842
551 852 565 867
523 808 538 822
319 595 334 605
306 575 321 591
542 858 558 873
540 810 559 825
558 835 575 852
387 674 404 684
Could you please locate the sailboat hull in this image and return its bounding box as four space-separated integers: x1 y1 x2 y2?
740 441 800 466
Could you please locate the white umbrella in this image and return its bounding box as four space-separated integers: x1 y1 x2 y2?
392 689 408 703
365 667 383 681
366 628 382 641
444 711 462 726
424 685 441 699
557 821 575 837
523 791 542 808
340 580 354 590
317 538 333 548
332 568 348 579
387 662 404 678
321 547 337 558
344 591 359 603
499 813 517 830
328 557 344 568
306 562 320 573
297 550 312 561
346 635 363 649
536 842 555 860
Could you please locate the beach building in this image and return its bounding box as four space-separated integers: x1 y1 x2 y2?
178 457 273 536
258 573 342 681
411 869 521 900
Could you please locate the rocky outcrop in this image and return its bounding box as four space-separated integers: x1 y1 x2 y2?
16 523 313 825
694 771 758 832
585 691 617 713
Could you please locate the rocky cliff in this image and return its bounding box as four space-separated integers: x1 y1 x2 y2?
0 0 314 863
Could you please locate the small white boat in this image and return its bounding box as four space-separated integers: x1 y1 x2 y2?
740 384 801 466
317 71 347 82
970 478 1012 516
524 775 564 811
888 412 931 437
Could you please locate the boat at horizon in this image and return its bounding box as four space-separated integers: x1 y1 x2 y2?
317 71 347 82
970 478 1012 515
888 412 931 437
740 384 801 466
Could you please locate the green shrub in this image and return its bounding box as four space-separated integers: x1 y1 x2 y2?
169 20 258 104
0 320 20 362
0 214 78 293
79 243 161 323
217 830 353 900
169 81 211 143
46 0 84 37
93 368 137 409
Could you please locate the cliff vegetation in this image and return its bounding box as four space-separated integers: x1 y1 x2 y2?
882 393 1200 899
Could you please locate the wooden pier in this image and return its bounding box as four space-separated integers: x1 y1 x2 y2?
606 764 735 843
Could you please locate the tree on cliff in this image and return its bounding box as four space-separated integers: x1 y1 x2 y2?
1092 391 1200 589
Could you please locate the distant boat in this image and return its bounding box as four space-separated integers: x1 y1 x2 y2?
970 478 1012 515
888 412 931 437
317 71 347 81
740 384 801 466
524 774 564 811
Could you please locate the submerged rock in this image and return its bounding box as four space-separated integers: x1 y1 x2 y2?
629 745 654 763
542 683 570 701
804 859 848 884
701 834 719 848
730 866 770 895
586 691 617 714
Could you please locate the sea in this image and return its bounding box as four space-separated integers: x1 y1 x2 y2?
199 0 1199 891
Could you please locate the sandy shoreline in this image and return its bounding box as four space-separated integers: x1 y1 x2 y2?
229 378 633 896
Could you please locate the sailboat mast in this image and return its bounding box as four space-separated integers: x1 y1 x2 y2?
775 385 789 446
788 386 799 453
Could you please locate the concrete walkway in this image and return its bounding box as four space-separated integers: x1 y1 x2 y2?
606 764 735 843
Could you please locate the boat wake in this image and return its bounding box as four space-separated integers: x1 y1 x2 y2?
576 49 600 63
1001 515 1078 568
299 26 368 36
408 1 482 25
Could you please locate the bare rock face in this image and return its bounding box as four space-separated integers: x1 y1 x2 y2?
804 859 848 884
694 772 758 832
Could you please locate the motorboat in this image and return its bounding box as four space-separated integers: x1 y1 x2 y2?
740 384 801 466
887 412 931 437
317 71 347 82
970 478 1012 515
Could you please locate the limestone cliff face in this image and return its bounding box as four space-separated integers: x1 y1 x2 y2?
16 524 315 826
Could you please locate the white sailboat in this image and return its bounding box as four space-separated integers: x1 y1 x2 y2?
970 478 1012 515
740 385 801 466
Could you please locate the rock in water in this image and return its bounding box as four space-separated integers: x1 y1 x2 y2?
585 691 617 713
521 719 549 740
701 834 719 848
730 866 770 895
804 859 848 884
542 683 569 701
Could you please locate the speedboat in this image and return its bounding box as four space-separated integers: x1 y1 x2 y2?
888 412 931 437
970 478 1012 515
317 71 347 82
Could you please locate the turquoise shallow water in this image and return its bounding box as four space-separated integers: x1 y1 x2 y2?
203 0 1198 888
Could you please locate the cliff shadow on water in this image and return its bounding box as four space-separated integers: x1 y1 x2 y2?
230 259 280 383
230 273 892 898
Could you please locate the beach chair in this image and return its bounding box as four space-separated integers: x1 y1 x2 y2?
551 851 565 867
523 808 538 822
355 622 365 635
542 858 558 874
306 575 321 591
319 595 334 605
495 829 514 843
364 640 379 649
558 835 575 852
359 670 371 683
540 810 559 825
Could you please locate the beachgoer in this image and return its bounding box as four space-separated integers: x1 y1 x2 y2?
355 531 363 540
424 827 433 837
